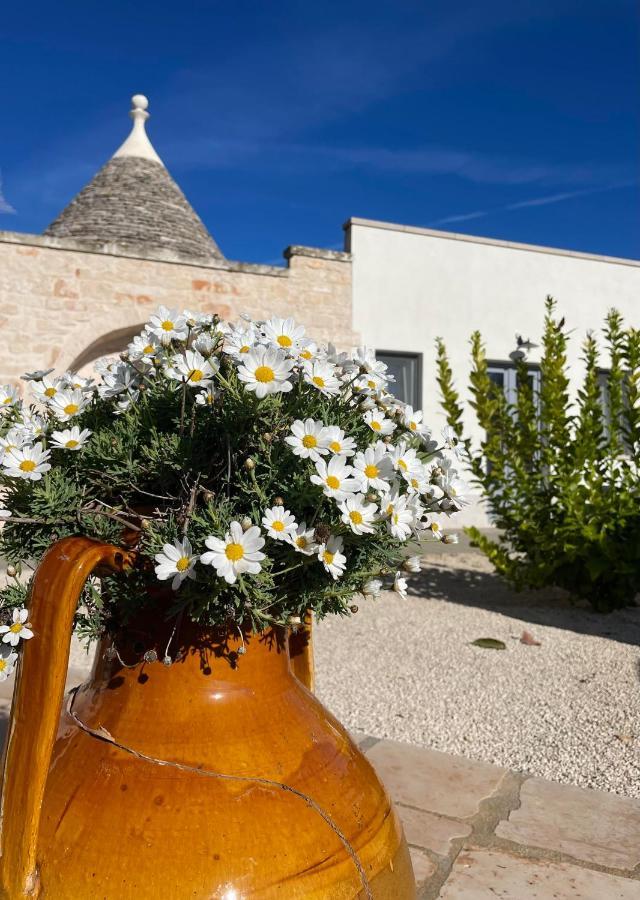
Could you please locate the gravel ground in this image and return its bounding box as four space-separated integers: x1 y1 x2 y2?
314 543 640 798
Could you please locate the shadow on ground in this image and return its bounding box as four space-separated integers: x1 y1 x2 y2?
412 537 640 647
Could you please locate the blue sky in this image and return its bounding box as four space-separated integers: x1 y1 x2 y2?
1 0 638 263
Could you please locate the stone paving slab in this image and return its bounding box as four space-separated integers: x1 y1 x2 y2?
367 738 508 819
397 805 471 856
438 848 640 899
496 776 640 870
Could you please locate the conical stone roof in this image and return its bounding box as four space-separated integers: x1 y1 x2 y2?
44 95 222 261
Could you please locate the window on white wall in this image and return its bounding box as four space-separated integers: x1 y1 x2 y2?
487 362 540 404
375 351 422 409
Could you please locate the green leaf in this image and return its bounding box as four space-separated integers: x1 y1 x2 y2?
471 638 507 650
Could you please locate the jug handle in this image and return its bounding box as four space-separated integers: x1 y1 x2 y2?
0 536 135 898
288 611 315 692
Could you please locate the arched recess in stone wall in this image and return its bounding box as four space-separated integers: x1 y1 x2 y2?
68 323 147 373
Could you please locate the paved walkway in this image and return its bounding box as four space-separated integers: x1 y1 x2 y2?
1 675 639 897
356 732 640 898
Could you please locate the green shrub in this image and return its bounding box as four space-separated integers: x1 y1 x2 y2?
436 297 640 612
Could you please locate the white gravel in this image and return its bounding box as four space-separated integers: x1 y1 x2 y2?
314 547 640 798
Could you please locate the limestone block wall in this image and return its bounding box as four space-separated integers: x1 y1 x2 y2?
0 233 354 384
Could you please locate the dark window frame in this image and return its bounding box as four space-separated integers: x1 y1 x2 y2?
375 350 423 409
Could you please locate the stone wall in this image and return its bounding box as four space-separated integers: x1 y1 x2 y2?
0 232 355 384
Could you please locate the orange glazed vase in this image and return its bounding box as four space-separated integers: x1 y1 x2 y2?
0 538 415 899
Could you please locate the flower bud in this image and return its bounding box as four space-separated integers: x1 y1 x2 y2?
274 496 285 507
263 432 274 444
241 516 253 532
244 457 256 471
202 489 215 503
5 565 17 578
287 615 302 626
350 604 359 614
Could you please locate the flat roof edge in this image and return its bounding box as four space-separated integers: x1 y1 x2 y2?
343 217 640 268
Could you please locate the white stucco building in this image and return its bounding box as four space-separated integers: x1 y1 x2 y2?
346 217 640 525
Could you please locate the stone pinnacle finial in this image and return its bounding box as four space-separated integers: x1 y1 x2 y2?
112 94 164 166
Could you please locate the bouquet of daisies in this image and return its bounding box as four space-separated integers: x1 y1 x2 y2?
0 308 466 650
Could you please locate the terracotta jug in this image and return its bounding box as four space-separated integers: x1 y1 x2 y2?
0 537 415 898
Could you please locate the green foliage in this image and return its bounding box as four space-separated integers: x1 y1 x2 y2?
437 298 640 612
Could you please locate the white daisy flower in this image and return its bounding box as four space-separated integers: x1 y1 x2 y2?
200 521 265 585
0 649 18 681
50 389 90 422
405 463 430 494
50 426 92 451
0 608 34 645
363 409 396 436
128 332 160 362
339 495 377 535
148 306 189 345
16 415 47 443
441 425 467 461
0 508 11 519
379 480 402 518
0 427 29 460
287 521 318 556
321 426 356 458
166 350 219 387
403 406 428 436
389 442 419 477
362 578 383 599
387 494 419 541
317 535 346 580
310 455 361 502
297 341 321 363
62 372 94 393
403 555 422 573
0 386 20 409
195 386 218 407
285 419 328 461
154 537 197 590
438 473 471 509
263 316 306 351
224 324 259 358
303 362 341 397
98 363 141 401
2 443 51 481
355 372 388 394
21 368 54 382
393 572 408 599
31 376 64 402
352 444 394 492
237 346 294 399
262 505 297 540
193 332 218 356
346 347 388 377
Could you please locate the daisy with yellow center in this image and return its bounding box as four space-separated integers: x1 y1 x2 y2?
0 650 18 682
321 426 357 458
285 418 329 462
287 522 318 556
200 521 265 585
402 406 427 436
339 495 378 536
363 409 396 436
32 376 64 402
303 361 340 397
353 443 393 491
50 426 92 452
310 455 361 502
166 350 219 388
2 442 51 482
0 609 34 646
263 316 306 351
154 537 197 590
262 505 297 541
128 332 160 362
0 386 20 409
50 389 89 422
317 535 347 580
148 306 188 345
237 346 294 399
